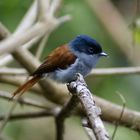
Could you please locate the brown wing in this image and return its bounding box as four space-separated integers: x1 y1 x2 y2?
32 45 77 76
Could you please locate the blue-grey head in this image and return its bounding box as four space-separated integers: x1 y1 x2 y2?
69 35 107 68
69 35 107 57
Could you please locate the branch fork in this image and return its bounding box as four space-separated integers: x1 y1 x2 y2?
55 74 110 140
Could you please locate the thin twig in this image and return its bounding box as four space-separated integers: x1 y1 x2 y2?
15 1 37 35
0 99 18 136
0 90 47 135
55 95 79 140
57 15 71 26
0 91 48 109
0 109 58 121
0 22 9 40
82 118 95 140
94 96 140 132
35 34 49 59
89 67 140 76
0 75 42 94
0 72 40 134
111 92 126 140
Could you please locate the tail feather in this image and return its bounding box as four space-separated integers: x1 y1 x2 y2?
12 75 41 99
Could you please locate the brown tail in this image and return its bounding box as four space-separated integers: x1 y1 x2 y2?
12 75 41 99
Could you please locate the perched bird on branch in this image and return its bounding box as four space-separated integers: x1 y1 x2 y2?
12 35 107 98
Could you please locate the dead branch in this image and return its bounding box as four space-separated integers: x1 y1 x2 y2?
0 68 27 76
1 66 140 77
89 67 140 76
0 91 48 109
55 95 79 140
68 73 110 140
0 110 57 121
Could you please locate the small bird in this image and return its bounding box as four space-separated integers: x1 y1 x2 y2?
12 35 107 98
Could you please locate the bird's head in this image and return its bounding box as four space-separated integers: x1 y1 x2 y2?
69 35 107 57
69 35 107 68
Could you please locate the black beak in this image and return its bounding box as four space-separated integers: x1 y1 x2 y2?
99 52 108 57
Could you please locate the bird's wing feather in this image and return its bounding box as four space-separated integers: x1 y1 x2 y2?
32 45 77 75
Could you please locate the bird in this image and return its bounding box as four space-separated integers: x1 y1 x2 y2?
12 35 107 98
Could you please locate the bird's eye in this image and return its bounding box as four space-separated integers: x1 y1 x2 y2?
88 47 94 54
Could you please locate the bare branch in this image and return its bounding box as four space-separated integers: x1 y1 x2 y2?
89 67 140 76
1 66 140 77
0 35 41 66
36 0 50 21
0 1 39 65
111 92 126 140
49 0 62 16
0 7 70 55
55 95 79 140
0 91 48 109
0 22 9 40
68 73 110 140
35 33 49 59
94 96 140 132
0 96 140 133
0 68 27 76
0 75 41 94
82 118 95 140
0 110 57 121
0 22 47 55
15 1 37 35
57 15 71 25
0 99 18 135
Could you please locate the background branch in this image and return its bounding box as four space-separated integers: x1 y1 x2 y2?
0 0 70 134
55 95 79 140
0 91 48 109
87 0 140 66
1 66 140 76
0 68 27 76
0 75 41 94
89 67 140 76
0 110 57 121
